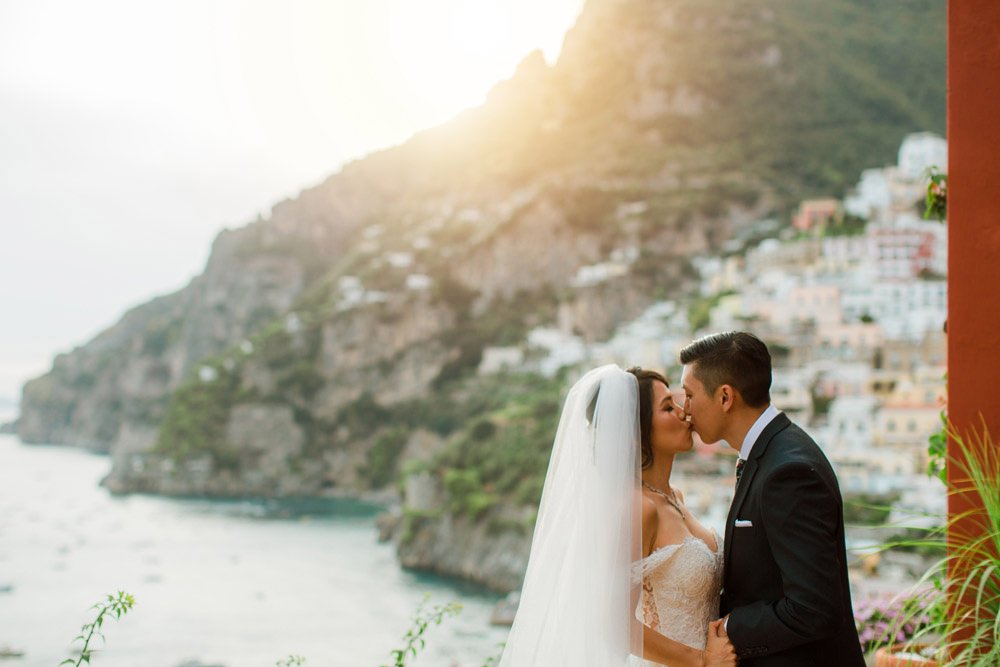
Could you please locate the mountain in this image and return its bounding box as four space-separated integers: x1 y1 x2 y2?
18 0 944 590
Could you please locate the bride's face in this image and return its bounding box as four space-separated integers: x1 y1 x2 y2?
649 380 693 455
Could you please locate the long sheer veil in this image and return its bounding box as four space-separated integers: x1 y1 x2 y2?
497 364 642 666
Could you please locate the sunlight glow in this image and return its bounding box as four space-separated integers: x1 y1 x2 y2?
0 0 585 398
213 0 585 161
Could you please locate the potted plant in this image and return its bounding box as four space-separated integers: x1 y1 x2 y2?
873 642 938 666
854 596 932 664
872 420 1000 665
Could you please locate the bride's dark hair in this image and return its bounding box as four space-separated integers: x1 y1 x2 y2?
627 367 670 470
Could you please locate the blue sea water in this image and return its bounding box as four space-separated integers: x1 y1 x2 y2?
0 434 509 667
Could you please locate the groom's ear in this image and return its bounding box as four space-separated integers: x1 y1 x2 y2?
718 384 736 413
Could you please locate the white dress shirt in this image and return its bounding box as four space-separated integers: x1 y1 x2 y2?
738 404 781 461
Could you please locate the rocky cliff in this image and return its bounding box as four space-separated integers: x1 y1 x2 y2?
18 0 945 591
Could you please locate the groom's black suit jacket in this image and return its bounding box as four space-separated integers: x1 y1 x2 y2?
721 412 865 666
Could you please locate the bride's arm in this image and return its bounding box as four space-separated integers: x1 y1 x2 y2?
643 625 736 667
642 624 706 667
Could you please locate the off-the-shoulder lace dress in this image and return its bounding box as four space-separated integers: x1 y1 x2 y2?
630 531 724 666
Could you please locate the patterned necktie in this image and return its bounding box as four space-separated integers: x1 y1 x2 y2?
735 457 747 489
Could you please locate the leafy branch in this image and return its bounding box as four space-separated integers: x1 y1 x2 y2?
57 591 477 667
381 595 463 667
61 591 135 666
927 408 948 483
924 166 947 222
479 643 505 667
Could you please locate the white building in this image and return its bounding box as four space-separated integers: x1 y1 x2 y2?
478 347 525 375
824 395 879 456
526 328 587 377
870 282 947 341
815 322 885 362
844 132 947 221
820 235 876 272
695 255 745 295
771 368 813 423
808 361 873 400
816 394 930 494
839 276 946 342
869 216 947 281
898 132 948 181
844 168 892 220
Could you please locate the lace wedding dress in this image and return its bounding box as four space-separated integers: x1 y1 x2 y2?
630 531 724 666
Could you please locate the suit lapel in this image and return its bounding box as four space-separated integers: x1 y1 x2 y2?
723 412 791 578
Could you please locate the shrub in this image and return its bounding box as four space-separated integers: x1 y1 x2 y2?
154 360 241 467
854 594 930 654
843 492 898 526
365 429 409 487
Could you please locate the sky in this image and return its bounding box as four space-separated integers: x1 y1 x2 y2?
0 0 586 402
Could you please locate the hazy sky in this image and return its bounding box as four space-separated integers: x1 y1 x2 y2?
0 0 585 401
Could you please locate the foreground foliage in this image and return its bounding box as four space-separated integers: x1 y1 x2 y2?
61 591 135 666
876 421 1000 664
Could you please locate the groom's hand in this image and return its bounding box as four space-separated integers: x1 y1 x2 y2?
705 618 736 667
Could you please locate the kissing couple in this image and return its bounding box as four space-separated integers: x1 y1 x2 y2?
497 332 865 666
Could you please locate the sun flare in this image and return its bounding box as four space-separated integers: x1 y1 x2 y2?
210 0 582 169
382 0 579 119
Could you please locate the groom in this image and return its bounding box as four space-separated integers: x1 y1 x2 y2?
679 332 864 666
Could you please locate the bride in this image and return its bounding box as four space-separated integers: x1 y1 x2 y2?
497 365 735 667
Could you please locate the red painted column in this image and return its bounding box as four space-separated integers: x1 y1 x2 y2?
947 0 1000 652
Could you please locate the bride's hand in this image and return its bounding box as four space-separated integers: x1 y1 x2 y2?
703 619 737 667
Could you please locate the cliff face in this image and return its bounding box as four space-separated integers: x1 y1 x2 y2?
18 0 944 591
16 158 414 450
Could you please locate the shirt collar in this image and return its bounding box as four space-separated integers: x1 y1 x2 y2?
738 404 781 460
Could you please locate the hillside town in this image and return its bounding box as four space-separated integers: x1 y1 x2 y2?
478 132 949 596
698 132 947 508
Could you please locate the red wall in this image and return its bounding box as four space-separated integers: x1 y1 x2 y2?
947 2 1000 464
947 0 1000 646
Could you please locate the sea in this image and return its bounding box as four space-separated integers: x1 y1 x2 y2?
0 431 509 667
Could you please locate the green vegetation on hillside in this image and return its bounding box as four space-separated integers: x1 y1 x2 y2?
418 373 564 519
153 357 244 469
540 0 945 215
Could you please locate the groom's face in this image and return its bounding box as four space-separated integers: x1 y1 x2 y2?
680 363 725 445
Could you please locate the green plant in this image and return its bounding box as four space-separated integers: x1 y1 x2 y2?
61 591 135 666
153 358 244 467
399 508 442 546
380 596 463 667
927 408 948 484
479 644 505 667
275 656 306 667
843 492 899 526
821 213 868 238
364 428 409 487
924 167 948 222
687 290 735 333
876 419 1000 664
855 594 931 654
443 468 497 519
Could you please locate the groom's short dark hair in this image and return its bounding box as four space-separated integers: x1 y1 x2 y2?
679 331 771 408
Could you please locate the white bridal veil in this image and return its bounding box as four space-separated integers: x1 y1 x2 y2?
498 364 643 666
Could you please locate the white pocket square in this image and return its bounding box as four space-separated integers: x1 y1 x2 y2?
734 519 753 528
